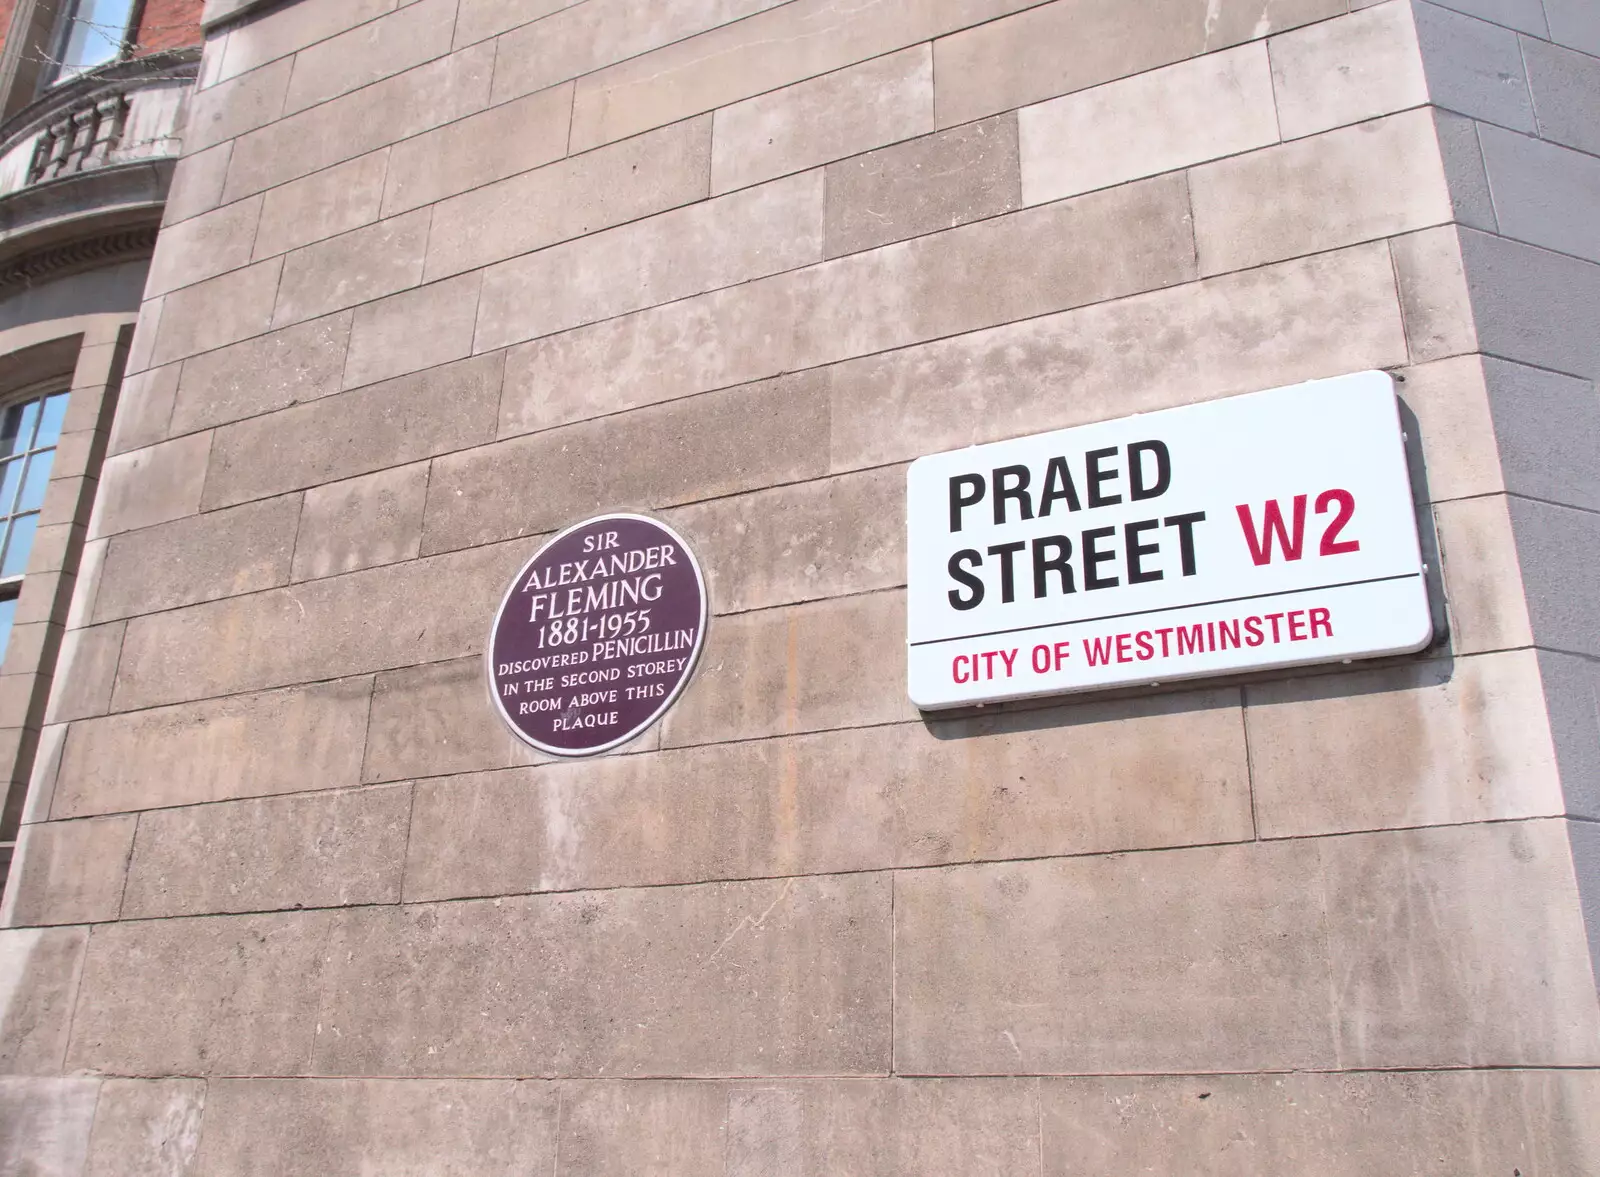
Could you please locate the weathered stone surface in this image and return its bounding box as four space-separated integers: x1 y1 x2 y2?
381 83 573 216
1019 42 1277 205
1523 34 1600 157
1190 109 1453 276
202 352 502 510
1246 651 1561 838
171 312 352 435
292 462 427 580
163 140 232 226
828 242 1406 470
425 117 710 280
1434 493 1534 652
1268 1 1427 140
1479 123 1600 265
402 691 1250 901
662 591 916 746
4 816 135 927
1389 224 1478 363
66 909 337 1075
1484 357 1600 511
1038 1070 1600 1175
91 431 211 538
664 465 906 613
1459 226 1600 382
120 784 410 918
497 174 1193 435
824 114 1019 258
0 1077 99 1177
1413 0 1536 132
341 272 484 389
44 622 125 724
895 840 1335 1074
185 56 292 153
211 0 398 85
1506 495 1600 657
53 678 373 818
107 363 180 456
144 195 263 297
726 1078 1041 1175
310 873 891 1076
271 208 430 328
0 926 87 1074
477 170 824 355
361 656 547 784
934 0 1342 128
422 372 830 555
281 0 457 116
1324 820 1600 1067
82 1079 206 1177
252 149 390 261
710 45 932 195
110 540 532 710
148 260 282 368
558 1081 728 1175
92 494 301 622
1398 354 1503 502
190 1078 557 1176
455 0 573 47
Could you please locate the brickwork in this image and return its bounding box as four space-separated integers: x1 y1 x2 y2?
135 0 205 53
2 0 1599 1171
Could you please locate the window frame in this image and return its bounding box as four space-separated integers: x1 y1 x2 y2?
41 0 143 88
0 377 71 660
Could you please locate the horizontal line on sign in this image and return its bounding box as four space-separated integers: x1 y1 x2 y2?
908 573 1423 647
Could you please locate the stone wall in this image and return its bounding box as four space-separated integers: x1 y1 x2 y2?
2 0 1597 1172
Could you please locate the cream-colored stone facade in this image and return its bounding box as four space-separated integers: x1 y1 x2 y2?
3 0 1599 1171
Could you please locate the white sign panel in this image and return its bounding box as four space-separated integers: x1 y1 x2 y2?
906 371 1433 709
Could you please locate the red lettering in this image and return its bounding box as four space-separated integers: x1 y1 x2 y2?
1085 635 1114 666
1236 495 1307 565
1155 627 1173 657
952 655 969 683
1288 610 1308 641
1115 633 1133 663
1176 624 1205 655
1217 619 1241 650
1054 641 1071 669
1031 644 1051 673
1310 607 1333 638
1244 616 1265 646
1316 489 1360 555
1264 612 1285 642
982 651 998 678
1136 631 1154 660
998 648 1017 677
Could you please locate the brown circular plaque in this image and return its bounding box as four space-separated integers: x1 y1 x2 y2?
486 513 707 756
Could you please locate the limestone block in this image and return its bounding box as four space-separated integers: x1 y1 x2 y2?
1506 495 1600 657
341 272 484 389
3 816 135 927
1389 225 1478 363
1269 1 1429 140
214 0 399 84
292 462 428 580
53 678 373 818
480 169 824 359
1435 494 1534 652
1478 124 1600 264
222 44 494 202
1413 0 1537 131
423 116 712 281
66 909 338 1075
1483 357 1600 511
0 1078 98 1177
252 149 390 261
144 195 264 297
149 261 282 368
308 874 891 1075
91 494 301 622
271 208 430 329
1537 651 1600 819
1019 42 1277 205
1458 227 1600 381
171 312 352 435
362 655 548 784
201 352 501 510
710 45 933 195
282 0 457 115
120 784 410 918
1396 355 1503 501
661 590 916 747
1425 0 1546 36
124 295 162 380
422 371 830 555
402 691 1251 901
1433 107 1498 230
726 1078 1041 1175
0 926 87 1073
1190 108 1453 276
380 83 573 216
894 841 1337 1074
184 56 292 154
455 0 573 47
107 363 181 457
1543 0 1600 53
496 174 1193 436
828 243 1406 471
1323 820 1600 1067
1246 651 1561 838
110 540 533 710
823 113 1020 258
935 0 1342 129
189 1078 556 1176
43 622 125 724
82 1079 206 1177
1039 1070 1600 1175
1525 36 1600 153
490 0 794 104
163 141 232 226
557 1081 728 1175
22 725 66 826
663 465 906 613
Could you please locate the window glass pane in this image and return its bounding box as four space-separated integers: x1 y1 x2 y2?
0 458 23 517
54 0 136 79
0 401 38 457
35 393 68 448
17 453 53 514
3 514 38 578
0 597 15 664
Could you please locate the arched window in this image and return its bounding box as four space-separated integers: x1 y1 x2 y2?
0 381 68 655
44 0 138 85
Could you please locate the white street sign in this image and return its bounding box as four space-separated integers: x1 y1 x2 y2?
906 371 1433 709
